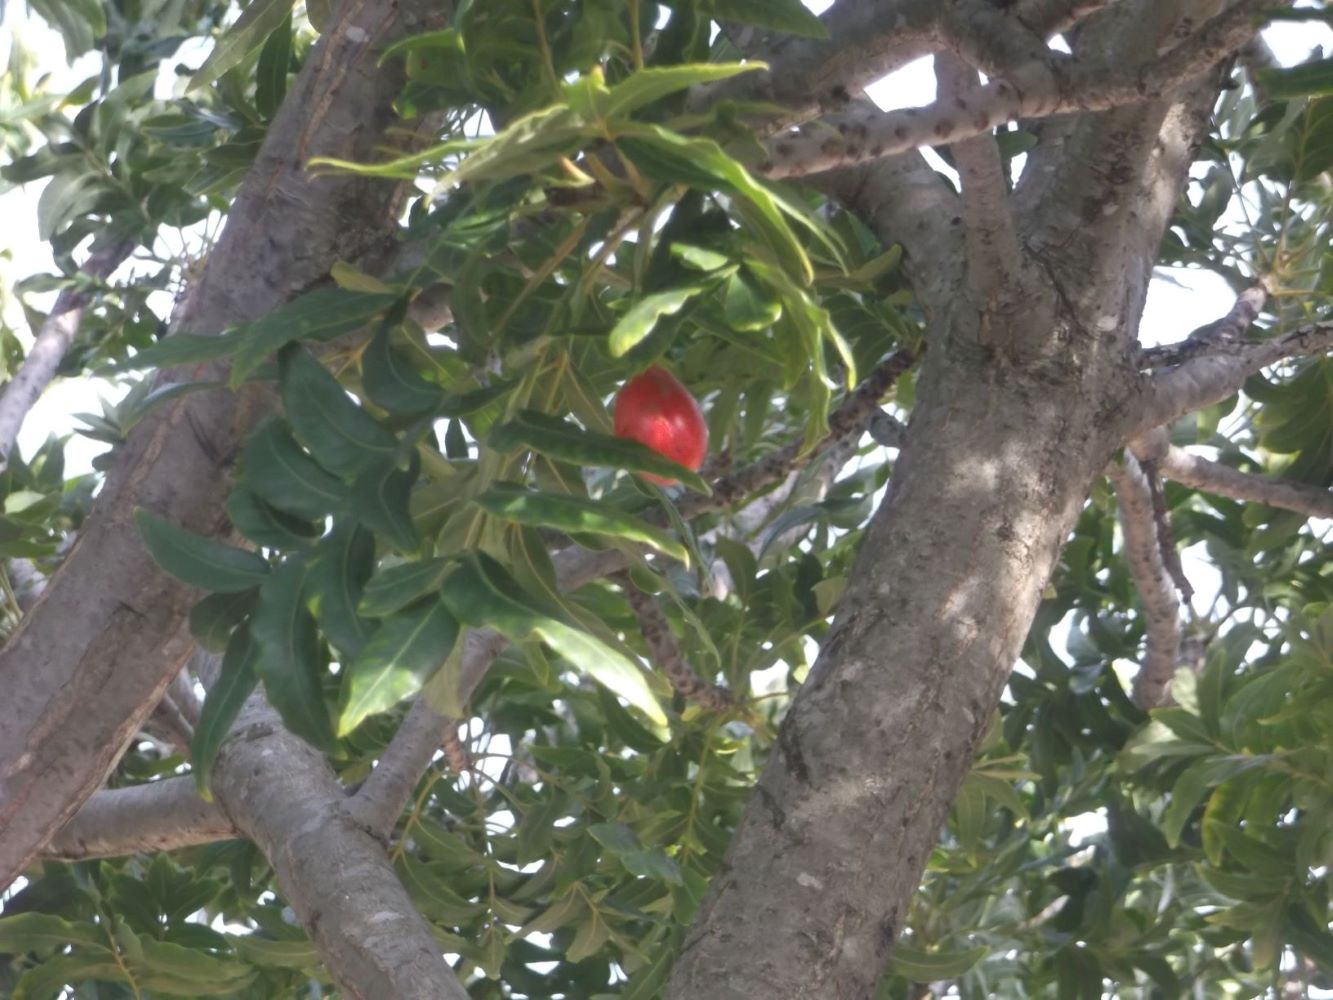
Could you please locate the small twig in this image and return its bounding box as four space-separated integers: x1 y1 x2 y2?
1132 427 1333 520
0 240 133 470
1108 453 1181 710
617 573 735 711
1138 458 1193 603
1137 281 1270 369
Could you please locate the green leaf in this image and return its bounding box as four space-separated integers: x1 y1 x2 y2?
441 553 666 726
338 598 460 735
279 346 398 477
13 953 128 999
723 270 783 331
712 0 829 38
136 509 271 593
476 483 688 563
249 556 337 751
359 557 453 617
192 628 260 795
306 521 377 658
112 331 245 372
609 281 716 357
230 289 396 385
1258 57 1333 99
232 935 320 970
189 588 260 652
490 410 710 494
618 124 813 285
133 936 256 992
242 417 348 520
889 943 988 981
255 12 292 118
362 327 444 415
350 452 421 553
189 0 298 93
0 912 108 952
600 62 763 119
225 486 322 551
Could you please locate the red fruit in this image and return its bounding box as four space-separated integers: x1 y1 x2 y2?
613 366 708 486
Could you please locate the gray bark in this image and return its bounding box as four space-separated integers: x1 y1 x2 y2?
0 3 463 996
668 2 1230 993
212 701 469 1000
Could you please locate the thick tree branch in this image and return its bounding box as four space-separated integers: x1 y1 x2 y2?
1134 319 1333 433
760 0 1288 180
1132 427 1333 519
1108 453 1181 709
0 240 133 471
934 53 1024 303
690 0 941 128
0 11 464 1000
213 700 467 1000
343 629 506 837
42 777 236 861
1014 0 1118 37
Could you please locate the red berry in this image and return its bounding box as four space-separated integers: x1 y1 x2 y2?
613 366 708 486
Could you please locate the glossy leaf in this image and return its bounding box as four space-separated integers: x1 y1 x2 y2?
242 417 347 520
338 597 460 735
279 346 398 477
490 410 710 494
136 510 271 593
440 553 666 726
192 628 260 795
306 521 377 658
358 557 453 617
189 0 295 92
248 556 336 752
476 482 689 563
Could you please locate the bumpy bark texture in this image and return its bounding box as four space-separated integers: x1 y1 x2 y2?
0 0 442 922
668 1 1227 993
213 701 469 1000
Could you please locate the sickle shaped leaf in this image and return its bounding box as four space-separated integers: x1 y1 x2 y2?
476 483 688 564
279 346 398 477
337 597 460 735
441 553 666 727
136 510 271 593
490 410 710 494
192 627 260 795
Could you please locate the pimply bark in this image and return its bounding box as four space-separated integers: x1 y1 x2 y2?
212 702 468 1000
667 304 1129 999
668 3 1230 992
0 0 445 911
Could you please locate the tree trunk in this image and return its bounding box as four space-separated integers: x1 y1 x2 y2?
670 1 1225 988
667 306 1127 997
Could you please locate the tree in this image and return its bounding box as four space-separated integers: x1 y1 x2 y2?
1 0 1331 996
